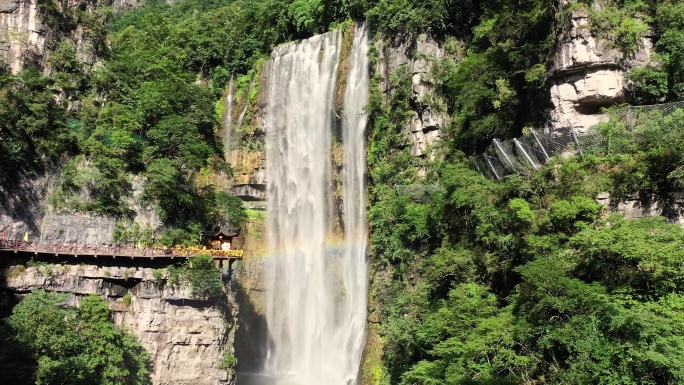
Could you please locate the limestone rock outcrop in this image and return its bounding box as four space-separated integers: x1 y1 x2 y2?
228 150 266 201
112 0 142 12
0 0 45 73
595 192 684 224
550 7 652 133
376 34 449 157
1 263 237 385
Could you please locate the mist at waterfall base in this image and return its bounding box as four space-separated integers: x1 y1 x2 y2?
239 25 370 385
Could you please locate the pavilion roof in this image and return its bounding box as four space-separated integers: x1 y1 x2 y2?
211 227 240 239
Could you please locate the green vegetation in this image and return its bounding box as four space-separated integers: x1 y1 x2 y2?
3 0 684 384
185 254 224 299
362 1 684 383
367 103 684 383
114 220 154 246
7 265 26 278
152 269 164 289
613 1 684 102
150 255 223 297
122 292 133 307
26 259 53 276
220 350 237 370
0 291 150 385
1 0 249 242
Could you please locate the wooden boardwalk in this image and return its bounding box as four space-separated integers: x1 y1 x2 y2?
0 240 244 260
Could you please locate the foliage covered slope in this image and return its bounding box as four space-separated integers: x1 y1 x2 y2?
362 0 684 384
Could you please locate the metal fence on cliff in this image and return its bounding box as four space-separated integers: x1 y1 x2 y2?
472 101 684 181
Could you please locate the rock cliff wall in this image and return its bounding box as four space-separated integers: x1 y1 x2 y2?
0 0 45 73
550 7 652 133
0 173 161 244
1 260 237 385
375 34 449 157
230 216 268 374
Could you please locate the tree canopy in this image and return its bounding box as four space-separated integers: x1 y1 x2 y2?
0 291 150 385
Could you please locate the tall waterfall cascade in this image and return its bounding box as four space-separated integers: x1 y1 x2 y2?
263 24 370 385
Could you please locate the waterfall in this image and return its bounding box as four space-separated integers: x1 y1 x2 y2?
340 24 370 384
224 76 235 158
236 79 255 132
262 24 369 385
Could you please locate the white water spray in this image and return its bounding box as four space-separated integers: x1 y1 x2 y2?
263 24 370 385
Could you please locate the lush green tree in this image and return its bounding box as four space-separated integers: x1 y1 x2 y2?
0 291 150 385
0 67 76 178
186 254 224 298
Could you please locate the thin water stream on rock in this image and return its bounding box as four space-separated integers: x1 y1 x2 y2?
224 77 235 157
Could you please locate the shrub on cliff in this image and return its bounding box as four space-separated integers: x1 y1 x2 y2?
186 254 224 299
0 291 151 385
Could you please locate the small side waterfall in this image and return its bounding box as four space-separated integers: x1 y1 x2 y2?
224 77 235 158
262 24 369 385
236 79 255 132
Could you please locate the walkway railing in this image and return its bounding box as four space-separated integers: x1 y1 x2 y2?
471 101 684 181
0 240 244 259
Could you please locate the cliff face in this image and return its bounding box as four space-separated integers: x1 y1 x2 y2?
0 174 161 244
0 0 158 74
1 261 237 385
549 7 652 132
375 34 449 157
0 0 45 73
223 33 450 201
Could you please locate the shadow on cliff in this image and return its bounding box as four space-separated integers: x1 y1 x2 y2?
232 282 271 378
0 255 33 384
0 170 44 236
0 255 21 319
609 190 684 222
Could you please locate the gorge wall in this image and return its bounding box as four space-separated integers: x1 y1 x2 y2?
0 173 161 245
0 0 44 73
550 6 653 133
0 0 162 244
2 4 237 385
0 258 237 385
375 34 449 158
1 0 670 383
